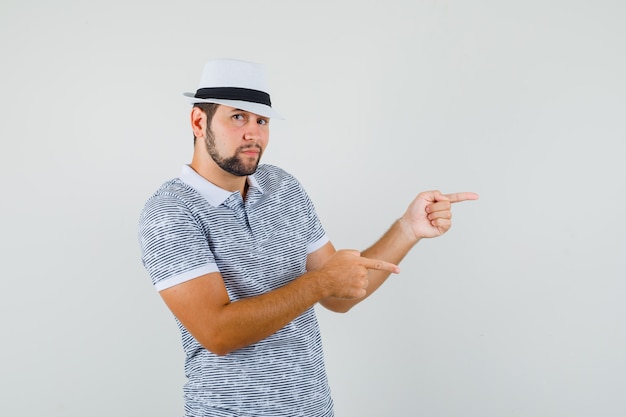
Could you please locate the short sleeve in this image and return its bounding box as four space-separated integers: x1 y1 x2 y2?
138 193 219 291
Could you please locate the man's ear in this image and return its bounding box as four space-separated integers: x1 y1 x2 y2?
190 107 207 139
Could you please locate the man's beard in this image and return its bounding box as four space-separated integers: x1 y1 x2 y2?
205 129 262 176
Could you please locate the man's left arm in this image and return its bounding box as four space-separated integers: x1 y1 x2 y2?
313 190 478 313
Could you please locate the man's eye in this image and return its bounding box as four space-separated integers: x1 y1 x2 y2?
258 119 268 125
233 114 245 121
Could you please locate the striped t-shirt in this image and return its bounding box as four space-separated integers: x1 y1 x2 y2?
138 164 334 417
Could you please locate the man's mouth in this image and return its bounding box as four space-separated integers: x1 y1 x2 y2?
239 146 261 156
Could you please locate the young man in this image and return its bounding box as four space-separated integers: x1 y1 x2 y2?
138 58 478 417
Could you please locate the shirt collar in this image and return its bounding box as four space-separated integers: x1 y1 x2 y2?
178 165 263 207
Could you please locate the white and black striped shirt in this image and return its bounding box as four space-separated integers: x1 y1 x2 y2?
139 164 333 417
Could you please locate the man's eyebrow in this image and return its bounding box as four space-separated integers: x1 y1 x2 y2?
230 108 267 119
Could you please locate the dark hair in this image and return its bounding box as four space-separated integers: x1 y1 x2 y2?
193 103 219 144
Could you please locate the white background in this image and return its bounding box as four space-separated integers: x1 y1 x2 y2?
1 1 625 416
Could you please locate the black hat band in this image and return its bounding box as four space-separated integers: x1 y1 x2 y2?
194 87 271 106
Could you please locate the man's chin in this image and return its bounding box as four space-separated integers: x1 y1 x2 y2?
226 163 259 177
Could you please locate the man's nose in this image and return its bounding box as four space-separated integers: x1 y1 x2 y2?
243 122 262 140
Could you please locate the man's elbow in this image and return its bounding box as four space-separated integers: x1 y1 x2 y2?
319 299 355 314
198 333 238 356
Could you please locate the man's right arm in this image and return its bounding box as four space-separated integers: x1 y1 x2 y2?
159 249 398 356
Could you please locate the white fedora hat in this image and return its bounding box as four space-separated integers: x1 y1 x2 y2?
183 58 283 119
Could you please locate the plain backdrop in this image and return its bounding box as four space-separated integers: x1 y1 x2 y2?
1 1 624 416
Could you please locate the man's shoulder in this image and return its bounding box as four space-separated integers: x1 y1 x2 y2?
141 178 203 214
255 163 290 177
255 164 299 188
151 178 198 198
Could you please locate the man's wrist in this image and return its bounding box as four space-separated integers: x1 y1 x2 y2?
302 269 332 301
397 216 421 245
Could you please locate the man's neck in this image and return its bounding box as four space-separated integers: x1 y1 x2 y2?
190 158 249 198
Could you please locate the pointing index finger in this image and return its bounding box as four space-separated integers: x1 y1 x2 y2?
361 257 400 274
445 192 480 203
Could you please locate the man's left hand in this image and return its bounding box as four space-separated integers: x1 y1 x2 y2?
400 190 479 240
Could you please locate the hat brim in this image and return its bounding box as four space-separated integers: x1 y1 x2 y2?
183 92 284 120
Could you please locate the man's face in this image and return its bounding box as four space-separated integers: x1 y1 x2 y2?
205 105 270 176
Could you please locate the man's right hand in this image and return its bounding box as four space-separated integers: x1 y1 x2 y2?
315 249 400 299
